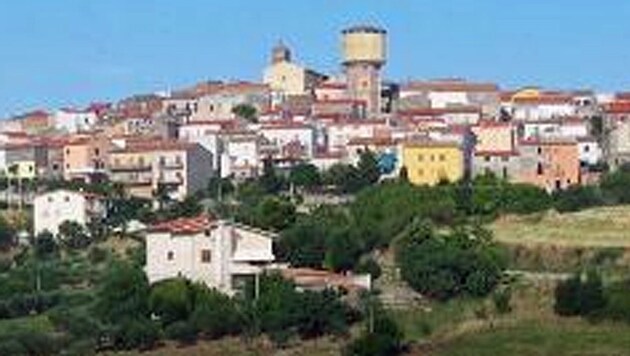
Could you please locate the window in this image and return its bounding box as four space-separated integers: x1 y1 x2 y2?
439 154 446 161
47 197 53 203
94 148 100 156
502 167 508 179
417 154 424 162
537 147 542 155
167 251 174 261
537 162 544 175
484 156 491 162
66 149 70 155
201 249 211 263
159 156 166 166
584 145 590 153
417 168 424 176
64 196 70 202
52 163 59 171
175 155 182 165
501 156 509 162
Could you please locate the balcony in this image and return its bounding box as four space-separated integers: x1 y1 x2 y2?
110 164 152 172
159 161 184 170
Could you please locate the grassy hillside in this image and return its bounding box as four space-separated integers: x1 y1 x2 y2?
490 206 630 248
432 320 630 356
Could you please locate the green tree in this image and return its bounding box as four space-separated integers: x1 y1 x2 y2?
324 163 362 194
296 289 349 338
345 312 403 356
258 157 284 194
58 221 92 250
356 149 381 186
600 168 630 204
232 103 258 123
95 261 150 323
0 217 16 251
277 218 327 268
553 185 603 213
149 278 194 325
190 283 241 338
250 196 296 231
33 230 58 259
396 220 506 300
289 163 321 191
554 270 606 317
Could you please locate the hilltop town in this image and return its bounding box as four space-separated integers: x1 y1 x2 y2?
2 26 630 355
2 25 628 193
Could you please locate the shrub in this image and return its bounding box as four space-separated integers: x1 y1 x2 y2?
88 246 109 264
554 270 606 317
164 320 198 345
601 279 630 323
355 258 382 280
345 313 403 356
492 287 512 314
149 278 193 325
49 307 100 339
33 231 58 259
113 317 161 351
553 185 603 213
396 221 506 300
189 284 241 339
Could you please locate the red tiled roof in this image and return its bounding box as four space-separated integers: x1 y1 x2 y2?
316 82 348 90
401 80 499 93
260 122 310 130
280 268 368 291
149 214 214 235
605 101 630 114
512 95 573 105
475 150 519 157
398 107 481 116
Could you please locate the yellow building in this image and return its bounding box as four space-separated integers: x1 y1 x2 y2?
263 42 326 96
401 141 464 186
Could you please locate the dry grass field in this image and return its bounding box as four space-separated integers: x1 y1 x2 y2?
490 206 630 248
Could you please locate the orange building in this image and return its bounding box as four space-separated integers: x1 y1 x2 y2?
515 139 580 192
63 135 110 183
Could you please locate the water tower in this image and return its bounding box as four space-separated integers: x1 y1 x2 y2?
341 25 387 116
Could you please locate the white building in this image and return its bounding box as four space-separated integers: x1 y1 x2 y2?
324 119 388 153
179 121 234 173
259 122 316 159
53 109 98 133
219 132 260 179
145 214 276 295
578 137 603 167
509 96 575 121
33 189 105 236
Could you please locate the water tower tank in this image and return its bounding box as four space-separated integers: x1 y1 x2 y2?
341 25 387 66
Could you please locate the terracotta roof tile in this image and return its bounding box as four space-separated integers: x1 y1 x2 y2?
149 214 214 235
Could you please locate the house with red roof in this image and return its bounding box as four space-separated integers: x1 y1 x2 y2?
145 214 276 295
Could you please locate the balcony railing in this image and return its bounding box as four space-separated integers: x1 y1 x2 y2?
110 164 152 172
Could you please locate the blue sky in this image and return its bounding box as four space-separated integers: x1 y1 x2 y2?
1 1 629 117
